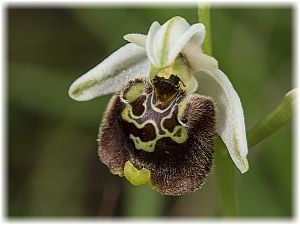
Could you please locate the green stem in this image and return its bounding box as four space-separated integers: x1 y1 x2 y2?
198 4 237 216
248 89 296 148
123 182 164 217
214 138 238 216
198 4 296 217
198 3 212 55
215 88 296 216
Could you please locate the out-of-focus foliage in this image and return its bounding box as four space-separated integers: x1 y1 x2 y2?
8 6 293 217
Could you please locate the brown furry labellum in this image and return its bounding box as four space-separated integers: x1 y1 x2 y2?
98 76 216 196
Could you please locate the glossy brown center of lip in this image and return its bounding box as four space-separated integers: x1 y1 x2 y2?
152 74 181 110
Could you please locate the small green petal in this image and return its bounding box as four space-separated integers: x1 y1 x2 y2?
124 33 147 48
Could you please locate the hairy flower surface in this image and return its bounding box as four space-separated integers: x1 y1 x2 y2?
69 16 249 195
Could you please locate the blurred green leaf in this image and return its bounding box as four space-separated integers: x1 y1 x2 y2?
123 183 165 217
248 89 296 147
11 121 96 216
9 62 110 128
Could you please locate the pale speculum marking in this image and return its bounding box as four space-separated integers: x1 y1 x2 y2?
121 80 188 152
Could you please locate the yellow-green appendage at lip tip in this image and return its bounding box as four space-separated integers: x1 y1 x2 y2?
124 161 151 186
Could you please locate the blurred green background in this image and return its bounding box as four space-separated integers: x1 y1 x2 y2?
8 6 293 217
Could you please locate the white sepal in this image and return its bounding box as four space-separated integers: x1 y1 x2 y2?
195 69 249 173
69 43 149 101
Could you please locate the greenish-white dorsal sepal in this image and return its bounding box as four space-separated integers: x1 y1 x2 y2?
124 16 210 72
146 16 206 69
167 23 205 66
68 43 149 101
124 31 215 73
195 69 249 173
146 21 161 68
124 33 147 48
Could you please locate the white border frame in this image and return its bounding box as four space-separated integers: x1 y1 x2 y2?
0 1 298 225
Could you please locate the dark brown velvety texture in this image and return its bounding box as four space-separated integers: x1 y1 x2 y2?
98 94 129 175
122 121 157 142
130 95 146 117
129 94 216 195
98 78 216 196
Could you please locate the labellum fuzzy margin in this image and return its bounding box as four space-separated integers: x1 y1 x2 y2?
98 72 216 195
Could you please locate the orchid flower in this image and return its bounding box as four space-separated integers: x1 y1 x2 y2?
68 16 249 196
